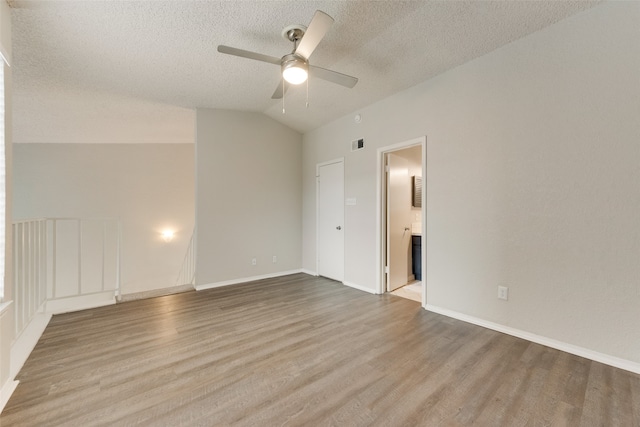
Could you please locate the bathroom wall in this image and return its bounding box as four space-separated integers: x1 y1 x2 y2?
396 145 422 228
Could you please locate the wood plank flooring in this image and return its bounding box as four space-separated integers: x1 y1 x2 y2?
1 273 639 426
390 281 422 303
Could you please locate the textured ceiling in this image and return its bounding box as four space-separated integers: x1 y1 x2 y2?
10 0 601 143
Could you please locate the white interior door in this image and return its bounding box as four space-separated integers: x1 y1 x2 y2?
318 160 344 281
386 153 412 291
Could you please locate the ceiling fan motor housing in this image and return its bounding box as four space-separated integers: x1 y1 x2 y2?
282 25 307 43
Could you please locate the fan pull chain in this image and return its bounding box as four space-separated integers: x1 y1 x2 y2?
306 77 309 108
282 79 285 114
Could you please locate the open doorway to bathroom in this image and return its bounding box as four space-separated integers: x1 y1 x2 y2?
378 137 426 305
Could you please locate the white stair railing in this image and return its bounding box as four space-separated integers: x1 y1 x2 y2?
175 229 195 286
12 218 121 338
12 219 47 339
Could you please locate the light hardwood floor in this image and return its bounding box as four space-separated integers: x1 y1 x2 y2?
1 273 639 426
390 281 422 303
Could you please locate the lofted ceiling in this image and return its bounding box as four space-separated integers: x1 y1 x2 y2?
10 0 601 143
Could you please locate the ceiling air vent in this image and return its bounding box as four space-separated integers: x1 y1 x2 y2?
351 138 364 151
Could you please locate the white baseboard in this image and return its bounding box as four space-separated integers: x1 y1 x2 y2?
300 269 318 276
195 269 304 291
44 292 116 315
425 304 640 375
0 379 18 413
342 281 378 294
10 310 52 379
118 284 194 302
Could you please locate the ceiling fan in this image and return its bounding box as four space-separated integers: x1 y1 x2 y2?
217 10 358 105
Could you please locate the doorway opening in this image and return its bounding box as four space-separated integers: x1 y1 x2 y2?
377 137 426 306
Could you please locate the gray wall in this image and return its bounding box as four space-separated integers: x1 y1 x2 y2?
195 109 302 286
12 143 195 295
302 2 640 364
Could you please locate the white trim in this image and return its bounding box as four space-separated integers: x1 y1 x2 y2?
44 292 116 315
426 304 640 375
420 142 427 308
375 149 384 294
118 284 194 302
0 43 8 68
315 158 345 281
0 299 11 315
0 50 8 68
342 281 378 294
10 311 52 378
300 269 318 276
195 269 303 291
0 0 11 66
0 301 15 413
0 379 18 413
376 137 427 297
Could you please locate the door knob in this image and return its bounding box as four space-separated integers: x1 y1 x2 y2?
336 226 342 230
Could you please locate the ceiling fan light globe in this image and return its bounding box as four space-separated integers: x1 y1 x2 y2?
282 55 309 85
283 66 308 85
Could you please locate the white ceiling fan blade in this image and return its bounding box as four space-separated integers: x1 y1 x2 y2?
217 45 281 65
310 65 358 89
271 80 290 99
295 10 334 60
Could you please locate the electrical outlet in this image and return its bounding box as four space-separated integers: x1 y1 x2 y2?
498 286 509 301
251 258 257 266
272 255 277 263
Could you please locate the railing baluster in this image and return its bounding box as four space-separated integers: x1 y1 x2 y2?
28 223 33 319
52 219 57 300
20 223 26 334
116 220 121 298
101 221 106 292
41 220 46 306
77 219 82 296
13 218 122 338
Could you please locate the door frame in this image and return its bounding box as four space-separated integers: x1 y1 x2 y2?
376 136 426 307
316 157 345 280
